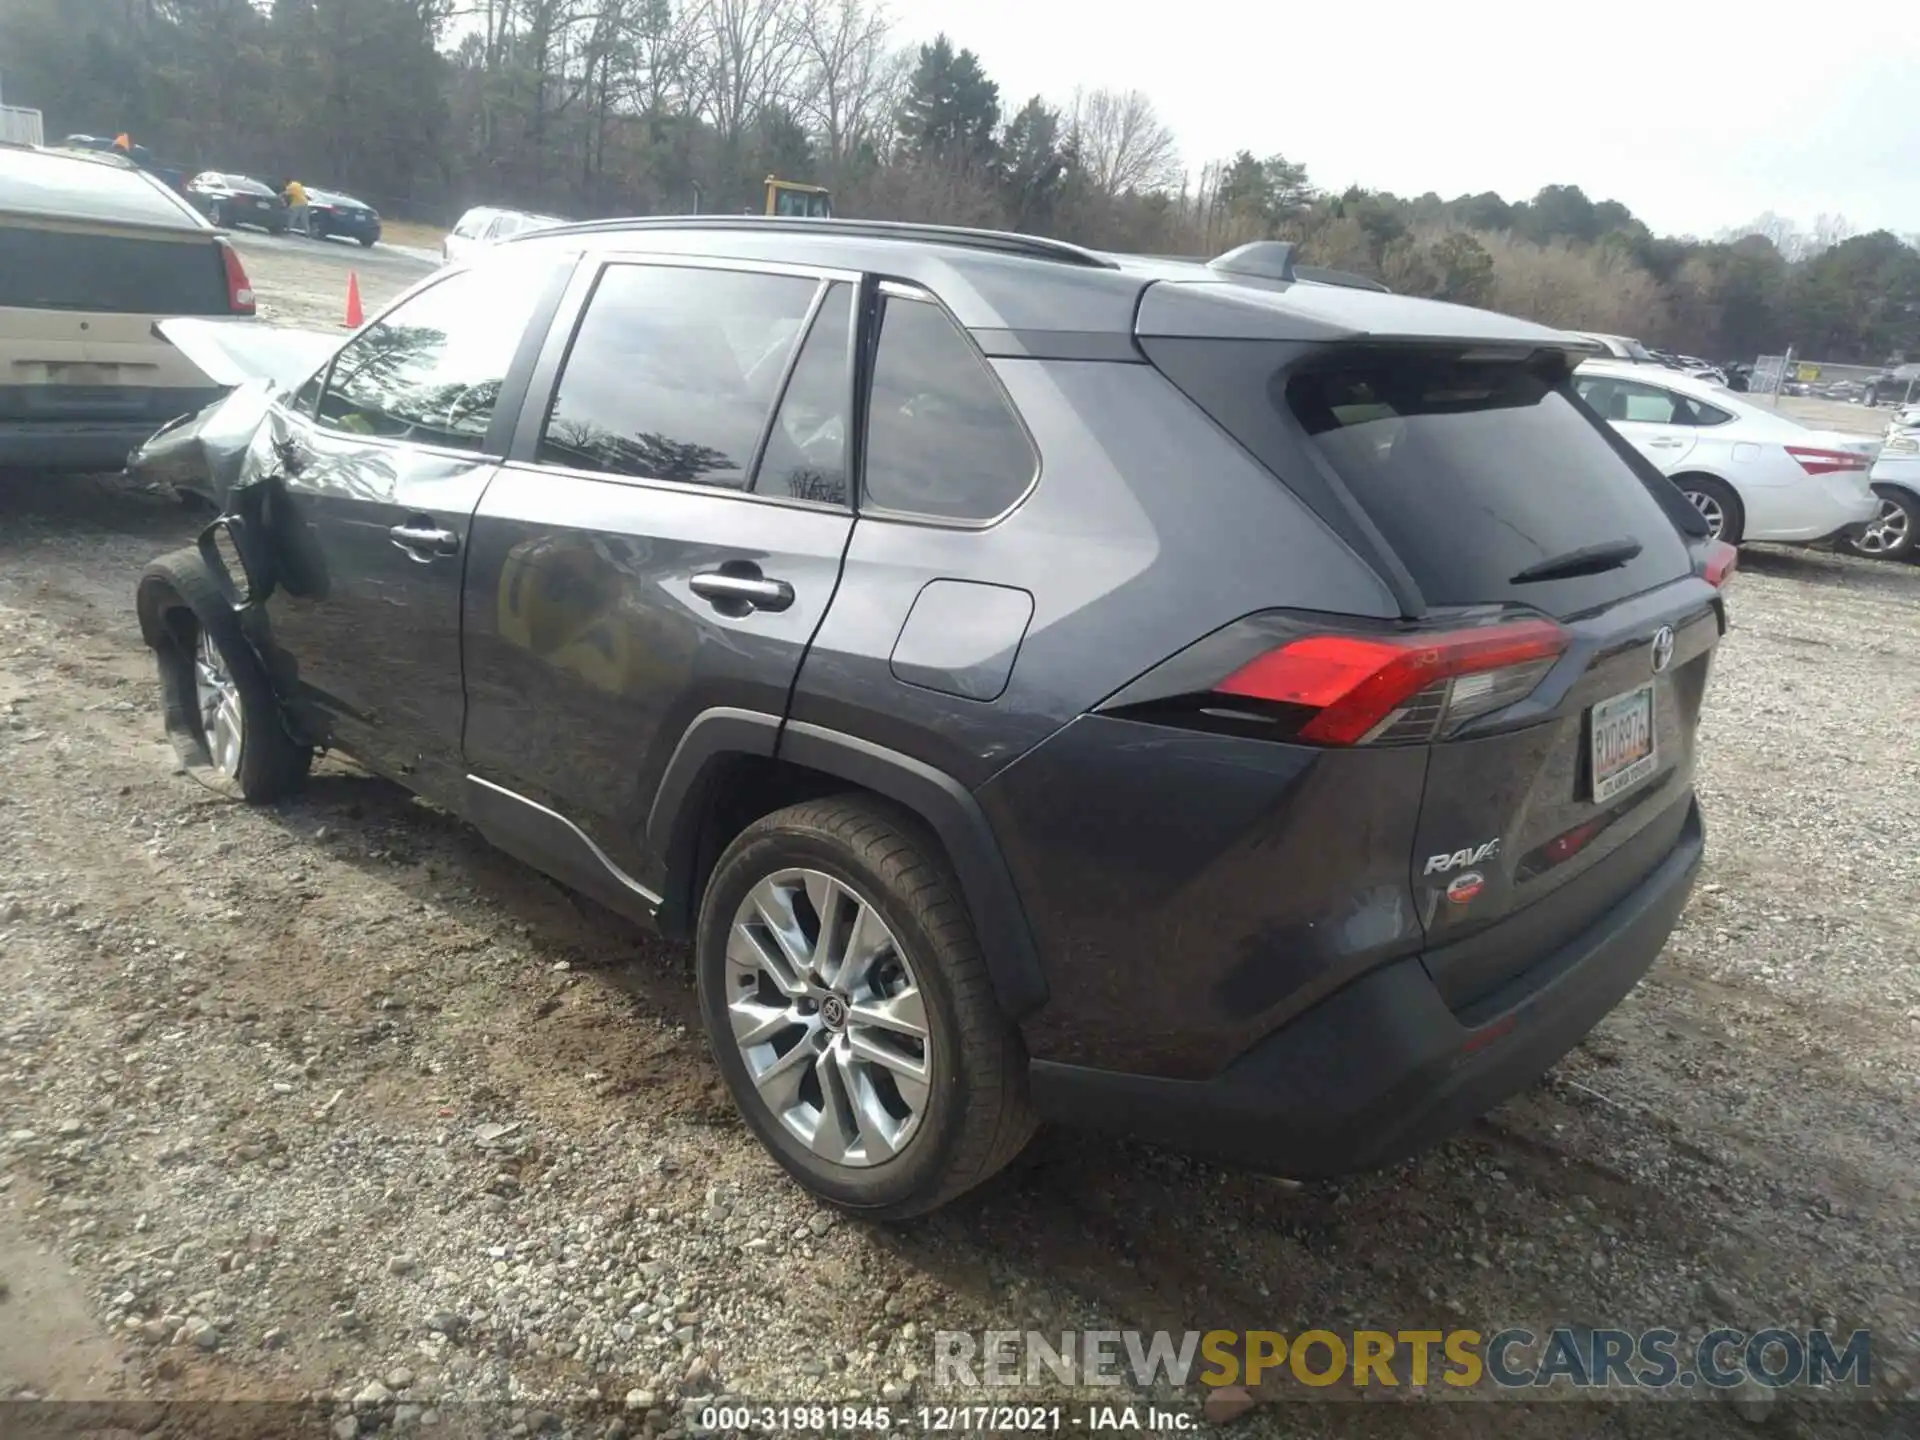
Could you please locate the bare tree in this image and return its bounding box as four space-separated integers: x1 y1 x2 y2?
686 0 807 145
794 0 896 164
1067 86 1180 198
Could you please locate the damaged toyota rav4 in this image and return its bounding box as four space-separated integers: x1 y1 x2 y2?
133 221 1735 1217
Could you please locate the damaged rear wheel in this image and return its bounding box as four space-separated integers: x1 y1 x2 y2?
136 546 311 801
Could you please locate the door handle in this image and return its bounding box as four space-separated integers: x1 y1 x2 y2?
690 570 795 613
1647 438 1685 448
389 523 459 558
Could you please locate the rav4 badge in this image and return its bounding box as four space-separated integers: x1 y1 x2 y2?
1424 839 1501 876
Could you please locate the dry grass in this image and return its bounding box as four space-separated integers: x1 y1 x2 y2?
377 217 447 251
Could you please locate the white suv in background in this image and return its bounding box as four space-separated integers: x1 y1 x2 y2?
443 205 568 263
1575 360 1880 548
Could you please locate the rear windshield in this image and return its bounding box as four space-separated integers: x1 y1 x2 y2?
1285 354 1693 609
1145 339 1695 615
0 225 229 314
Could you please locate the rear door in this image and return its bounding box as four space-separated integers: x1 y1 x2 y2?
258 250 567 802
459 255 858 883
0 216 232 434
1575 372 1699 472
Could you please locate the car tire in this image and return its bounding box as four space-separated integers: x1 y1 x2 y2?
1843 485 1920 563
208 201 226 228
358 235 376 248
311 216 330 241
136 547 312 803
695 795 1035 1219
1676 474 1744 546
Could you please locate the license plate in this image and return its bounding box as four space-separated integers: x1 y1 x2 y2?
1590 684 1656 802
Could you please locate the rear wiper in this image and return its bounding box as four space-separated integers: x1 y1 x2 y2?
1509 538 1642 584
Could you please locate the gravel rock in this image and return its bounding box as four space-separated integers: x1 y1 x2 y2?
0 458 1916 1435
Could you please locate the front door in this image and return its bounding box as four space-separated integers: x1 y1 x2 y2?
258 255 562 800
460 257 860 886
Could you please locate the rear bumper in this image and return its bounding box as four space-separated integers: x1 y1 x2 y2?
1029 798 1704 1177
1752 476 1879 542
1 406 218 473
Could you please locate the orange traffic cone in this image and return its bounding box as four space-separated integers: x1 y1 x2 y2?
343 271 364 329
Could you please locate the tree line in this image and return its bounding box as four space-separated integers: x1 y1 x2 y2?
4 0 1917 365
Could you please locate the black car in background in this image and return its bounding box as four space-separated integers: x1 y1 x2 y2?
306 187 381 247
185 172 288 234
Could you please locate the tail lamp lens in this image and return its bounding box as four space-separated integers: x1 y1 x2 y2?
1216 619 1568 745
219 239 255 315
1784 446 1868 476
1701 538 1737 588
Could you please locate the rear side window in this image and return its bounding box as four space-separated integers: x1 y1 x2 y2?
863 293 1036 523
0 228 228 314
755 282 852 505
1282 354 1694 609
538 263 818 488
1577 375 1732 427
315 258 546 451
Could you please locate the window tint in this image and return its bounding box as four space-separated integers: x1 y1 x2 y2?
315 258 545 450
863 294 1036 522
1279 352 1692 612
538 264 817 488
1576 375 1730 427
0 228 228 315
754 283 851 505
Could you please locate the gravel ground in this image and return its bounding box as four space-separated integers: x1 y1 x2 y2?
0 246 1916 1439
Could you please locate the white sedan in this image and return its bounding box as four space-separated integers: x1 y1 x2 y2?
1574 360 1880 547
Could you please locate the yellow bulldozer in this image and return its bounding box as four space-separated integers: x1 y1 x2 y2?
764 175 832 219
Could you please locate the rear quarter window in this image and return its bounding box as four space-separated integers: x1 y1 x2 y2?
862 292 1036 523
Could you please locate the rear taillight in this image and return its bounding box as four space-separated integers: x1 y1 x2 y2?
1784 445 1868 476
218 239 254 315
1216 618 1568 746
1701 538 1737 588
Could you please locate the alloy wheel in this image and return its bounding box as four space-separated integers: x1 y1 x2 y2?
193 629 244 778
1855 497 1911 558
725 869 933 1167
1686 490 1725 540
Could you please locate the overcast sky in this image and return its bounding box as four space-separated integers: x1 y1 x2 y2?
884 0 1919 240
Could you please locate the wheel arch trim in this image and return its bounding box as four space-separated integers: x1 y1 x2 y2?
647 708 1050 1021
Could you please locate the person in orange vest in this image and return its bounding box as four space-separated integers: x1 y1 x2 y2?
281 177 311 237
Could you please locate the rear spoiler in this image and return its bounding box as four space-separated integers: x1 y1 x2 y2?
151 317 340 390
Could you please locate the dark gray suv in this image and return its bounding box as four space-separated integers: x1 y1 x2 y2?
135 219 1735 1217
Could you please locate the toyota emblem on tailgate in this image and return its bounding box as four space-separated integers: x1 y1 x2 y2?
1650 625 1675 674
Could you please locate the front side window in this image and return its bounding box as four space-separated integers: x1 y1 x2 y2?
315 257 548 450
537 263 818 489
863 293 1036 523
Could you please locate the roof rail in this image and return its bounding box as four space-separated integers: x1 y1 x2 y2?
518 215 1120 269
1209 240 1297 283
